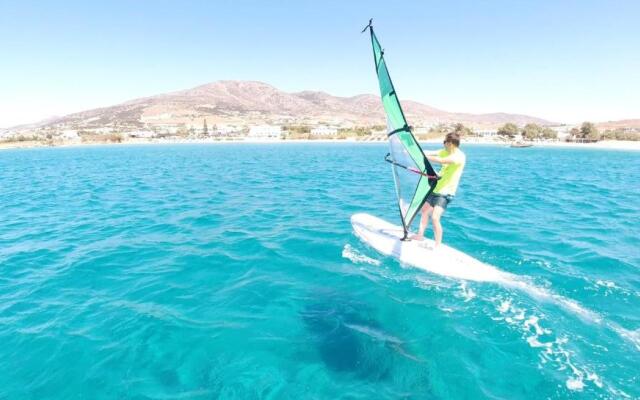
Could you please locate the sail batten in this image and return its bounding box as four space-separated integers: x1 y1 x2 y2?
366 23 438 238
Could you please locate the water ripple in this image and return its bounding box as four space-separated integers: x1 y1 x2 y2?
0 144 638 399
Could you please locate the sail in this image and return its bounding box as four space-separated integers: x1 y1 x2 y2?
365 22 439 238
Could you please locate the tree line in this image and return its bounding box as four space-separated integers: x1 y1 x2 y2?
497 121 640 142
497 123 558 140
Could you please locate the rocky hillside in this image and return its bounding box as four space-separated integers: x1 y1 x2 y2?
27 80 554 132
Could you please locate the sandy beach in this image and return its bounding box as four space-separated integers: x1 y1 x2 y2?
2 136 640 151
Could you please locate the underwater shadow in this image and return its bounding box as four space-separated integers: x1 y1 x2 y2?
300 291 397 381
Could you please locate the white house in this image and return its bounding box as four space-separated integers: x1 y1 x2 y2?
248 125 282 138
60 130 80 140
476 129 498 137
129 130 156 138
213 124 242 136
550 125 575 140
413 127 430 135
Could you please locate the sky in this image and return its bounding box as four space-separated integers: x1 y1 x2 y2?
1 0 639 128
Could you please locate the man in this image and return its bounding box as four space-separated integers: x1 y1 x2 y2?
411 132 466 247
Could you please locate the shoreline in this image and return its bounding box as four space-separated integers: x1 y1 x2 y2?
2 137 640 151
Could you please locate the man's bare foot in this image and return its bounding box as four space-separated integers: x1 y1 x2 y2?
409 233 424 241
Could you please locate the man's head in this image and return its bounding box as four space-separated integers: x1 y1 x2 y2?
444 132 460 150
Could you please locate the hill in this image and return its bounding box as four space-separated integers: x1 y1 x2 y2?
20 81 553 134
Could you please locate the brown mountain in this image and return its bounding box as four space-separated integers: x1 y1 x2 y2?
37 80 553 131
596 119 640 130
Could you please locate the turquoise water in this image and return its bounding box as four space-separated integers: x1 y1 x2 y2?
1 143 639 399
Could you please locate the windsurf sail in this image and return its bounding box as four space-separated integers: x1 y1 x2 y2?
363 20 439 239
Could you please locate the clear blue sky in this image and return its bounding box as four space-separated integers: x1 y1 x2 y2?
1 0 638 127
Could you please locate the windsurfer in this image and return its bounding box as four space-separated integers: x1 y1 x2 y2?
411 132 466 246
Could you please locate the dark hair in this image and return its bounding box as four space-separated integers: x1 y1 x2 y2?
444 132 460 147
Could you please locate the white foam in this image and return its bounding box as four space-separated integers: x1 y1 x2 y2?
457 282 476 302
497 299 511 313
610 326 640 351
566 376 585 391
502 278 640 353
342 244 381 266
595 279 617 289
492 296 600 393
501 278 603 324
588 372 604 388
562 356 603 392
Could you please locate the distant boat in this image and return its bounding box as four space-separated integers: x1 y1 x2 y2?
510 142 533 148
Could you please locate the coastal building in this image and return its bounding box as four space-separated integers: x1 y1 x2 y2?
129 130 156 138
60 130 80 140
476 129 498 137
213 124 242 136
310 126 338 136
248 125 282 138
550 125 575 141
413 127 431 135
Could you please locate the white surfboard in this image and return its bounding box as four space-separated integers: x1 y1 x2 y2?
351 213 509 282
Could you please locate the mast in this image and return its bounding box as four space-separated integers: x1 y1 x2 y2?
364 21 439 238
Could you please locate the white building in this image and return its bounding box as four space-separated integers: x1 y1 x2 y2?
213 124 242 136
550 125 575 140
60 130 80 140
248 125 282 138
129 130 156 138
310 126 338 136
476 129 498 137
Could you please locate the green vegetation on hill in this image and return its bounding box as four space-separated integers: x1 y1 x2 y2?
412 123 476 140
520 123 558 140
600 129 640 141
579 122 600 140
451 123 473 137
496 120 640 142
283 125 310 134
337 126 373 137
567 121 640 141
79 132 124 143
497 123 519 138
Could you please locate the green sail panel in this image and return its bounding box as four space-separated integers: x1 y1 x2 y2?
367 24 438 236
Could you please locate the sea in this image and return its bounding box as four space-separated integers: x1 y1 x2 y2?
1 143 638 399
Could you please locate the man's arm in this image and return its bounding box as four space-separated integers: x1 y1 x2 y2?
423 150 440 156
427 154 457 164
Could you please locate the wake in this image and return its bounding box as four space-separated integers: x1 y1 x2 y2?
496 272 640 352
344 239 639 352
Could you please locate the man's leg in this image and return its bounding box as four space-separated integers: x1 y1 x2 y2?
431 205 446 247
412 203 433 240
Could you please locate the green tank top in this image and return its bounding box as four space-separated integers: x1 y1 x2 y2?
433 149 465 195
